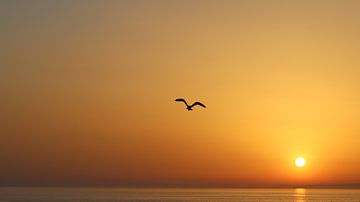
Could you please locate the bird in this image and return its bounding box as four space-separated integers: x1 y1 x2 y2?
175 98 206 111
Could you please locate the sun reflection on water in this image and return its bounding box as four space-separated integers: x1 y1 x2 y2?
294 188 306 202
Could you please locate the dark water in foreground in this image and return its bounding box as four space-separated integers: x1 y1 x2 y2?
0 187 359 201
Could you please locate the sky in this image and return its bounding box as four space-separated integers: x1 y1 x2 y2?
0 0 360 187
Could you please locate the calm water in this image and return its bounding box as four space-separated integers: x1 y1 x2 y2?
0 187 359 201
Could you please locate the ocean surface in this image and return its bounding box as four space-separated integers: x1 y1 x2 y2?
0 187 359 201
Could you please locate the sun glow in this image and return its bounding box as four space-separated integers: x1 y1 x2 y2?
295 157 306 167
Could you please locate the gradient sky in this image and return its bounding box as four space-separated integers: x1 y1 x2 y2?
1 0 360 187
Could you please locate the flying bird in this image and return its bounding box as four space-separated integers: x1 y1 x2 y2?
175 98 206 111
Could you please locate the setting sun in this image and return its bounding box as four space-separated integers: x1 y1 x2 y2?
295 157 306 168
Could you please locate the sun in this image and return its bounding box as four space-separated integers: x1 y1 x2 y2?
295 157 306 167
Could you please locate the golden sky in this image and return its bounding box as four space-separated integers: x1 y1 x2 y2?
1 0 360 187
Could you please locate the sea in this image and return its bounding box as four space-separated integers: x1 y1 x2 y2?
0 187 359 201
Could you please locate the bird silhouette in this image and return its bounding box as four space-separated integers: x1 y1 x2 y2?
175 98 206 111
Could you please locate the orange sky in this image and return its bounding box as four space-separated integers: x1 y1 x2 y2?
0 0 359 187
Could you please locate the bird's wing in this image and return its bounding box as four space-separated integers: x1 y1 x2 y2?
191 102 206 108
175 98 188 106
